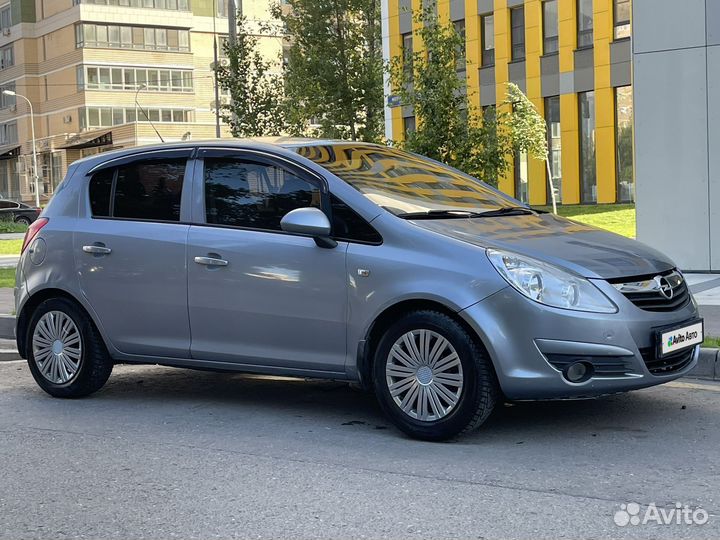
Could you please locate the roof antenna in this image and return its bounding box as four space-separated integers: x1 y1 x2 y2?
134 88 165 143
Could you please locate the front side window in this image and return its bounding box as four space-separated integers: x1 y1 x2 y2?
481 14 494 66
295 144 514 215
88 158 186 220
614 0 631 39
203 158 321 231
543 0 559 54
510 7 525 61
577 0 593 48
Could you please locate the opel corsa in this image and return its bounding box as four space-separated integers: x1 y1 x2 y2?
15 140 703 440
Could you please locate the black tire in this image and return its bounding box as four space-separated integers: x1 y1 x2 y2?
15 215 31 226
26 297 113 398
373 310 499 441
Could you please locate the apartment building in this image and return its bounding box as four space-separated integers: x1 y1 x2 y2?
381 0 634 206
0 0 282 202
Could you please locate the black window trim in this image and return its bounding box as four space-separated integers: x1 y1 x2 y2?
197 147 333 237
87 150 191 223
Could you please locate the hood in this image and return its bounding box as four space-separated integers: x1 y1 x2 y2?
411 213 675 280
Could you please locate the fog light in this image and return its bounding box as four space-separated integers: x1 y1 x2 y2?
564 362 593 383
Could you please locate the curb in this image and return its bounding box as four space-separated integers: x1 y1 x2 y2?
0 315 14 340
687 348 719 381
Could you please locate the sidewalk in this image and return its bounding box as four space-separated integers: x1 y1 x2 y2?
686 274 720 336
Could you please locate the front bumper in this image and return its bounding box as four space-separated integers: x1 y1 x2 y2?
459 282 700 400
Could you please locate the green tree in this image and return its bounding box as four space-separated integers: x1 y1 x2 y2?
275 0 384 142
215 15 285 137
388 5 514 187
388 5 551 201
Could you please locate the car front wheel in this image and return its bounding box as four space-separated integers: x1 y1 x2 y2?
373 310 499 441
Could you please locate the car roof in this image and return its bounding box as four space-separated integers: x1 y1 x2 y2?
72 138 383 171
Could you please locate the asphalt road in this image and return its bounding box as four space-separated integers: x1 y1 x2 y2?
0 362 719 540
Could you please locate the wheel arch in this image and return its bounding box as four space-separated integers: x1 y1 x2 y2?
17 288 100 358
356 298 494 389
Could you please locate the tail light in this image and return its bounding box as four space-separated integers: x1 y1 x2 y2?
21 217 49 254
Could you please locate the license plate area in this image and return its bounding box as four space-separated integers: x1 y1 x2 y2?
656 319 703 358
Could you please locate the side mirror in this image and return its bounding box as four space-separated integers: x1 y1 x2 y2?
280 207 337 249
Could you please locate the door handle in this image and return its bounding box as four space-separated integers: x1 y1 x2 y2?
194 256 229 267
83 245 112 255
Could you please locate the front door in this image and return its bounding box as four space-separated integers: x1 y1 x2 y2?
75 151 192 358
187 149 348 374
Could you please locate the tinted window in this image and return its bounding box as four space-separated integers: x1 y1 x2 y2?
89 169 114 217
330 195 382 244
204 158 321 231
0 201 18 209
113 159 185 221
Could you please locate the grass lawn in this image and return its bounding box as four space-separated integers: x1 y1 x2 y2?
0 267 15 288
0 221 28 234
703 336 720 349
536 203 636 238
0 239 22 255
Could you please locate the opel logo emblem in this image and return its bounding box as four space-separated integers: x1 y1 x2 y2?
654 276 674 299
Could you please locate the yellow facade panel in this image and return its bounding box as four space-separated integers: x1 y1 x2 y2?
560 93 580 204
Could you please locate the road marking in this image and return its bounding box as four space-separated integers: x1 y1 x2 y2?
666 380 720 392
0 359 24 364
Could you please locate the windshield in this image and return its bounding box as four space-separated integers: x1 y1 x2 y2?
293 144 516 215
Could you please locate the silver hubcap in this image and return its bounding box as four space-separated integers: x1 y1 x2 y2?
385 329 464 422
32 311 82 385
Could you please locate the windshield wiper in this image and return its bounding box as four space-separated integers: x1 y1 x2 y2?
474 206 545 217
396 209 484 219
397 206 546 220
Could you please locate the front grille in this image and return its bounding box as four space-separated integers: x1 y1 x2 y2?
609 270 690 312
639 346 695 376
545 354 635 378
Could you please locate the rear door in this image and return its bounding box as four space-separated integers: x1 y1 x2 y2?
74 149 193 358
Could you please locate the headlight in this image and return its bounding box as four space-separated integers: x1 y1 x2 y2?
487 249 617 313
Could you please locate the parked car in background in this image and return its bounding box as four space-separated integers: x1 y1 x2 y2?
0 200 41 225
14 140 703 441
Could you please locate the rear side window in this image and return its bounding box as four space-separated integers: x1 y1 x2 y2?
88 158 186 222
204 157 321 231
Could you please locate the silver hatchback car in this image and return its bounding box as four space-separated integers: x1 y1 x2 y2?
16 139 703 440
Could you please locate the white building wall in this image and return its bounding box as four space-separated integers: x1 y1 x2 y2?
633 0 720 271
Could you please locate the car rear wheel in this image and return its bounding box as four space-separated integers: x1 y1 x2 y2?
26 298 113 398
15 216 31 226
373 310 499 441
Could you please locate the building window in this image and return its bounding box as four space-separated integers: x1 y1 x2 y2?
579 91 596 203
514 151 529 203
510 7 525 61
403 116 416 138
79 106 192 129
0 4 11 32
75 23 190 52
615 86 634 202
543 0 559 54
81 66 193 92
545 96 562 204
0 45 13 69
0 82 14 108
73 0 189 8
454 19 466 73
0 121 17 144
577 0 593 48
614 0 631 39
481 14 494 66
402 32 413 76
